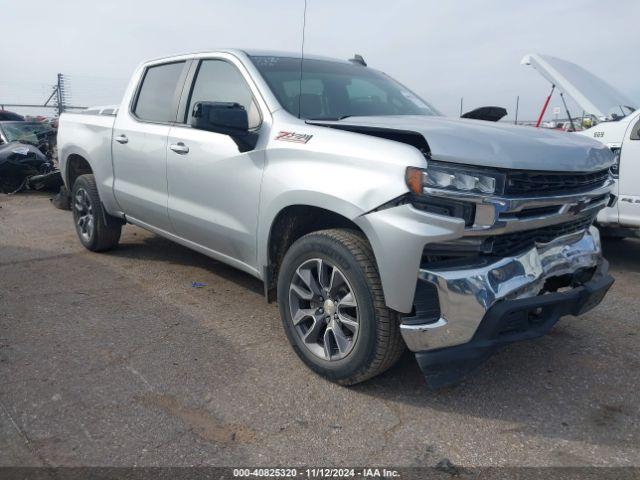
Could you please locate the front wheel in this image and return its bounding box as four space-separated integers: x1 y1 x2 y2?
277 229 405 385
72 174 122 252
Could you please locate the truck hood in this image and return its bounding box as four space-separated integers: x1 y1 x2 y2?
312 115 613 172
522 53 637 120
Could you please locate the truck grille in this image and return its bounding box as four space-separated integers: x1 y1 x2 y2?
489 214 596 256
505 169 609 196
422 214 596 261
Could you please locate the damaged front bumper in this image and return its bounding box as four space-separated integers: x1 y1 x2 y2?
400 226 613 388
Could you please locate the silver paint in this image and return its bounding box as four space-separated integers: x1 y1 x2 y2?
57 49 613 320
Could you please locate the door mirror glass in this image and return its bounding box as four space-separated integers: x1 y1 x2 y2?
190 101 249 136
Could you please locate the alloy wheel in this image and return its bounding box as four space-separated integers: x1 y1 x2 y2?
73 187 94 243
288 258 360 361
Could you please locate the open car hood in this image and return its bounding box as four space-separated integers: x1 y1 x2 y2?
521 53 636 120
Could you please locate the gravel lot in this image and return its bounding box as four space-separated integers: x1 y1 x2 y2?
1 192 638 467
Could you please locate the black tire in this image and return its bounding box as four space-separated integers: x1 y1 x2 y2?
72 174 122 252
277 229 405 385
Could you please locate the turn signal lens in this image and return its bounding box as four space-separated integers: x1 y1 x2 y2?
405 167 424 195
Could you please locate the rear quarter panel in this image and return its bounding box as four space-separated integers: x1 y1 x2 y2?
58 112 121 216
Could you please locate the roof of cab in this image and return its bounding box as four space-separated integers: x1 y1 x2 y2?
143 48 350 65
242 49 350 63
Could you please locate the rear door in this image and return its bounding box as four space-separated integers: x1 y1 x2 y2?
618 113 640 226
166 56 267 273
112 60 189 232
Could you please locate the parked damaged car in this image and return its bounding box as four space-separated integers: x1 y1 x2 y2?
57 50 615 388
0 120 63 193
0 109 25 121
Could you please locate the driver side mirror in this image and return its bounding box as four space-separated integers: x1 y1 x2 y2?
190 101 249 136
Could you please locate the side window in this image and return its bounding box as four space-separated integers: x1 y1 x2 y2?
186 60 261 129
631 118 640 140
134 62 185 122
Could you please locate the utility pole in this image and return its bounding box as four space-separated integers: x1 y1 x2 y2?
56 73 65 116
514 96 519 125
459 97 463 117
1 73 82 115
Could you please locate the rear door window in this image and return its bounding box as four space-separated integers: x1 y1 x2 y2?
134 62 186 122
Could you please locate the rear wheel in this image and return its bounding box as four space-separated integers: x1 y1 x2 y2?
72 174 121 251
277 229 404 385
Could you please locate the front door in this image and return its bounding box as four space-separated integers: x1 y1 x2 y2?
167 57 266 272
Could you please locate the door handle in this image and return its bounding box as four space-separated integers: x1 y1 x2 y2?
114 134 128 144
169 142 189 154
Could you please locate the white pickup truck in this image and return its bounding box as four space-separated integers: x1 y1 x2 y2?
523 53 639 238
58 50 615 388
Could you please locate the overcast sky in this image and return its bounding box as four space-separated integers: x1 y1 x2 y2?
2 0 638 120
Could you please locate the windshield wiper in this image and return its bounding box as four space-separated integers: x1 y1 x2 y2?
306 115 352 121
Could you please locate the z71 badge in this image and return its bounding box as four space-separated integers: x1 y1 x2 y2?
275 131 313 143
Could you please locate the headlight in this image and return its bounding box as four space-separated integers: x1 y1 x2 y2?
405 161 505 195
609 147 620 178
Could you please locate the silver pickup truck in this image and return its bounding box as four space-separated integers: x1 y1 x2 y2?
58 50 615 388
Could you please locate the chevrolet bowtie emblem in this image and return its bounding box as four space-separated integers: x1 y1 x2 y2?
567 199 589 215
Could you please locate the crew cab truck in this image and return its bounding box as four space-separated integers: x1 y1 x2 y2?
58 50 615 388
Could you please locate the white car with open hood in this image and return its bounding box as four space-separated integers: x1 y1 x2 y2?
523 53 640 237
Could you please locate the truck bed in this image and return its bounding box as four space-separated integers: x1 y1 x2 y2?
57 110 119 213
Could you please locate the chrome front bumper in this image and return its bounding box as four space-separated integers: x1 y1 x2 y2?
401 225 604 352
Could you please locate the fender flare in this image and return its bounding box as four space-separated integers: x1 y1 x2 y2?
257 190 368 273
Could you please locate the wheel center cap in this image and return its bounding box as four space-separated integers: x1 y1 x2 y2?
323 299 336 316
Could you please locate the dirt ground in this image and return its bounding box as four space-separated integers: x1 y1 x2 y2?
1 192 638 467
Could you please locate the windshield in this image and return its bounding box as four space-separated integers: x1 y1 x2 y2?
250 56 440 120
0 122 54 146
